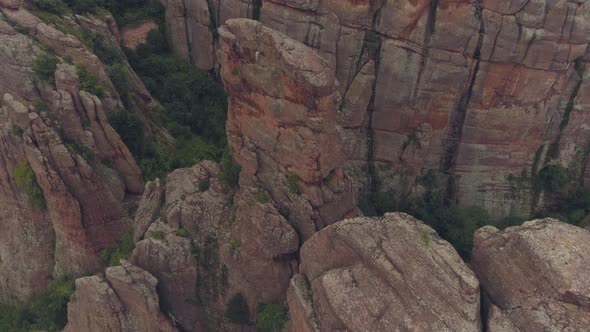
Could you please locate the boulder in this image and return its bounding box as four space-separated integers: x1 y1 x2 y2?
291 213 481 331
65 260 177 332
472 219 590 331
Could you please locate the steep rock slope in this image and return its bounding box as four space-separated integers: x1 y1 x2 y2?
288 212 481 331
472 219 590 331
0 1 153 302
167 0 590 219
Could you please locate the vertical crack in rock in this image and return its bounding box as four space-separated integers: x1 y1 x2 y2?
412 0 439 100
365 0 386 195
252 0 262 21
548 58 586 160
182 0 194 65
441 0 485 204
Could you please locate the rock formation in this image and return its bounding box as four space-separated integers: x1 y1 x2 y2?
472 219 590 331
167 0 590 220
128 161 233 330
217 18 358 310
289 212 481 331
0 1 154 302
65 260 177 332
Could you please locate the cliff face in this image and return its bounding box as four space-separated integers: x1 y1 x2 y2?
167 0 590 219
0 1 149 303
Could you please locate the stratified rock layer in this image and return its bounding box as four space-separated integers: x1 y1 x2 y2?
472 219 590 331
290 213 481 331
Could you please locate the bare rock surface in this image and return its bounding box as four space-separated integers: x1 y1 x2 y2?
65 260 177 332
130 221 202 331
290 213 481 332
166 0 590 219
472 219 590 331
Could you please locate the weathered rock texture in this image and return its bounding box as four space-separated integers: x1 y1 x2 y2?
0 5 154 303
219 18 357 239
217 18 359 311
472 219 590 331
168 0 590 220
289 212 481 331
65 260 177 332
129 161 235 330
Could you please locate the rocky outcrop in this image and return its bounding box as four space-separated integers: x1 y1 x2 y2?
217 18 358 310
0 6 154 302
167 0 590 219
219 18 357 239
289 213 481 331
65 260 177 332
472 219 590 331
131 221 202 331
133 178 165 242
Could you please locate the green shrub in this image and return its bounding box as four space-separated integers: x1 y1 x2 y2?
254 192 269 204
100 229 135 266
539 165 568 192
32 0 67 14
198 179 210 192
64 139 94 161
12 126 24 137
108 64 131 105
63 0 99 13
150 230 165 240
108 109 145 158
33 54 59 86
256 304 288 332
229 239 240 252
443 206 490 259
169 137 219 170
358 190 398 217
81 30 121 65
33 99 48 112
102 0 165 27
286 173 300 194
14 163 46 209
226 293 249 324
220 150 241 188
174 228 189 238
0 275 76 331
76 65 105 97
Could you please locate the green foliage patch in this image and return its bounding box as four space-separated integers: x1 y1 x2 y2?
33 54 59 86
0 275 75 331
539 164 568 192
256 303 288 332
76 65 105 97
286 173 300 194
226 293 249 324
254 192 269 204
14 163 46 210
100 229 135 266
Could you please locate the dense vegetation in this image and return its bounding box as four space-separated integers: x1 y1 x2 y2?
32 54 59 87
118 28 228 180
30 0 228 181
0 276 75 331
361 165 590 259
